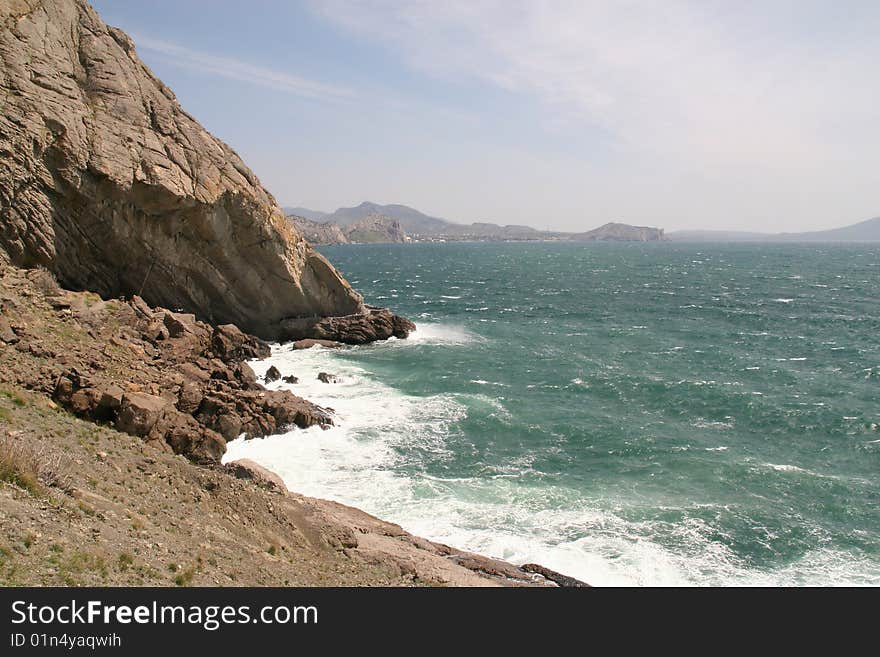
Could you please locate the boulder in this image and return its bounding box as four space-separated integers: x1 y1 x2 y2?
226 459 287 492
0 316 18 343
177 381 203 414
291 339 343 350
281 375 299 384
211 324 270 362
317 372 339 384
520 563 591 587
282 307 415 344
264 366 282 383
116 393 168 436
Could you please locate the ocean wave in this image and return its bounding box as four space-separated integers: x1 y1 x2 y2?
406 323 481 345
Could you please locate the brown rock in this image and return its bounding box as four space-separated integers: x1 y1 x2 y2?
317 372 339 384
176 381 203 414
281 375 299 384
0 316 19 343
264 366 282 383
519 563 591 587
0 0 413 344
226 459 287 492
156 411 226 464
211 324 270 362
282 307 415 344
292 339 343 350
116 393 168 436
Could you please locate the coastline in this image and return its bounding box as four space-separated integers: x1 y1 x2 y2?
0 263 585 587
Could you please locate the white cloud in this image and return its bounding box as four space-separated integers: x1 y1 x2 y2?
134 35 355 101
308 0 880 230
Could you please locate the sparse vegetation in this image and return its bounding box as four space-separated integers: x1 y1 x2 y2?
0 432 72 496
174 565 196 587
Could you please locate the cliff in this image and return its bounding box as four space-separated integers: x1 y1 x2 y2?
0 0 412 343
570 222 666 242
288 216 350 245
0 263 584 586
345 213 407 243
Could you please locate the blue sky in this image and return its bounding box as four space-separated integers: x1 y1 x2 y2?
91 1 879 232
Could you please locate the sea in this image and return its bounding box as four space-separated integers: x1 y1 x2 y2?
224 242 880 586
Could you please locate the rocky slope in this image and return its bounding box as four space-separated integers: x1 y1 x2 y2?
570 222 666 242
345 213 407 243
0 0 411 343
0 263 584 586
288 216 350 245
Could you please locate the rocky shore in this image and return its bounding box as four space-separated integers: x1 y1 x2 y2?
0 264 586 586
0 0 587 587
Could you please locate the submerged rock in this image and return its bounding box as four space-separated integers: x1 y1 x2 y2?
281 375 299 384
264 366 282 383
317 372 339 384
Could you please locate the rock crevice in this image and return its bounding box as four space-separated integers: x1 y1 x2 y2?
0 0 412 342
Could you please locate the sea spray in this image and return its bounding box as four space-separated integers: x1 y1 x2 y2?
227 242 880 586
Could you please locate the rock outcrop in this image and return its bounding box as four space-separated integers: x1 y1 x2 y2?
0 0 412 342
289 212 407 245
570 222 666 242
281 306 415 344
345 213 407 243
287 215 350 245
0 264 331 464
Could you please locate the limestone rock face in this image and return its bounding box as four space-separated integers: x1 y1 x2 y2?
287 215 350 246
0 0 412 342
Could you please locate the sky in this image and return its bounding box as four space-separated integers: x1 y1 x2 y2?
90 0 880 233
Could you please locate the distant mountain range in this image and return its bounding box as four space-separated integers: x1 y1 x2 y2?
668 217 880 242
283 202 664 243
285 202 879 245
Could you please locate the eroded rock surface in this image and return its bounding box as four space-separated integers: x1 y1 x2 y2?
0 0 412 342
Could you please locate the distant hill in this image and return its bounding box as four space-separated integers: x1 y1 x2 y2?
345 213 407 243
571 223 665 242
286 201 664 243
778 216 880 241
324 202 454 235
669 217 880 242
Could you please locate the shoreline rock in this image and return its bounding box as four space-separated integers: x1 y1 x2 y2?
0 262 588 587
0 0 412 344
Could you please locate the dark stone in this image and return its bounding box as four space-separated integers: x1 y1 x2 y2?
264 366 282 383
317 372 338 384
281 307 416 345
520 563 591 587
281 375 298 384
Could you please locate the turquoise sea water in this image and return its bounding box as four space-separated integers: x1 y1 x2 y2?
225 242 880 585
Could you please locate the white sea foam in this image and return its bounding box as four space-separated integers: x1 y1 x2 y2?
406 323 479 345
222 342 880 587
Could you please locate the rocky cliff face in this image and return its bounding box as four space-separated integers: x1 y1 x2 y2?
0 0 412 342
570 222 666 242
345 213 406 243
287 215 350 245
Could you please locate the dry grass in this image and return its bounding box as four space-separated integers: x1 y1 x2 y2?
0 432 72 496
